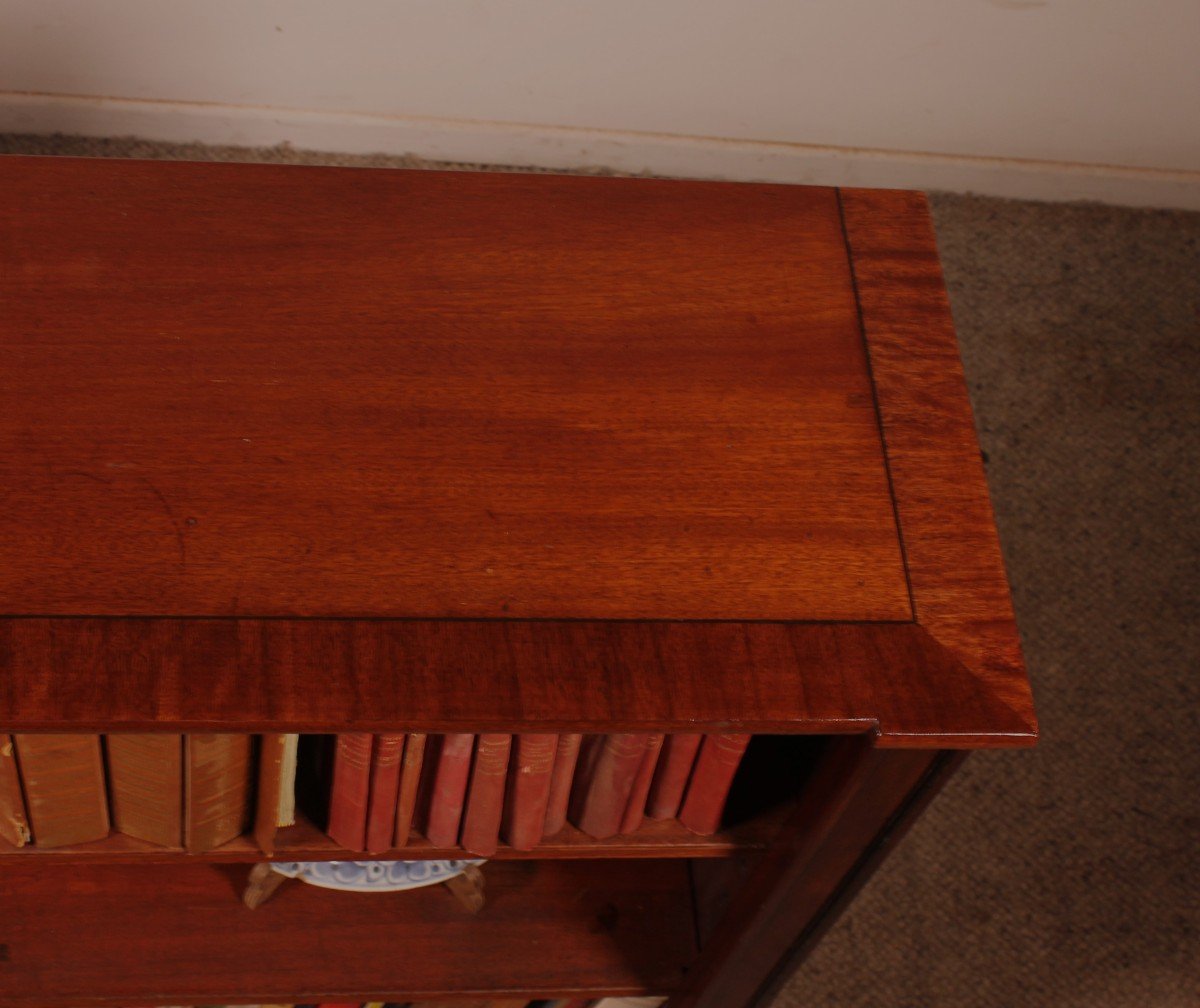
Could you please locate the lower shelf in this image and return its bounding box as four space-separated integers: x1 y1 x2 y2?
0 859 698 1005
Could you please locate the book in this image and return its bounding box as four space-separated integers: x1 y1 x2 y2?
460 733 513 856
542 732 582 837
0 734 31 847
678 733 752 835
571 733 650 839
326 732 373 851
645 732 702 820
106 733 184 847
253 733 299 855
393 731 427 848
184 733 254 852
566 733 602 818
503 733 558 850
13 734 109 847
365 734 406 853
619 732 665 835
278 732 299 827
421 733 475 847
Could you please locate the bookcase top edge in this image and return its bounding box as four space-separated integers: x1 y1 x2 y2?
0 617 1034 747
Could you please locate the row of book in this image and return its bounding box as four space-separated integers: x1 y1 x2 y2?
326 732 750 857
0 732 294 851
0 730 749 854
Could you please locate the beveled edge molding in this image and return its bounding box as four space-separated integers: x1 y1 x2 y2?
838 186 1037 745
0 617 1033 746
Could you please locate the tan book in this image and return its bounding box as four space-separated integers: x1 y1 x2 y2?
13 734 109 847
253 733 287 855
106 734 184 847
278 733 298 827
0 734 32 846
185 734 254 852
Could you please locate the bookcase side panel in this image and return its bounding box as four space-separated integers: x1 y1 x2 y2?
669 738 959 1008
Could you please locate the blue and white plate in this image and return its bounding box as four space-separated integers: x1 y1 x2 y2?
271 859 484 893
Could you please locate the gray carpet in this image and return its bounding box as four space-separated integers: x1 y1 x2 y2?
3 133 1196 1007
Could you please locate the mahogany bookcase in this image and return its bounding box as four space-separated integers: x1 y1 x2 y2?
0 155 1035 1008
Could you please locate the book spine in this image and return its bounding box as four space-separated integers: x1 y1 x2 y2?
542 732 583 837
364 733 406 853
184 733 254 852
566 733 603 825
503 733 558 851
278 732 299 827
619 732 665 835
13 734 109 848
572 733 650 839
422 733 475 848
326 732 374 851
393 732 427 848
645 732 703 820
460 733 513 857
106 733 184 848
0 734 31 847
253 733 288 855
678 733 752 835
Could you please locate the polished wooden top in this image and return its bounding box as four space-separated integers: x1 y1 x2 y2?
0 156 1034 745
0 155 906 621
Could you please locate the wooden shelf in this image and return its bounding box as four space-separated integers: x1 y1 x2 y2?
0 803 792 863
0 859 697 1006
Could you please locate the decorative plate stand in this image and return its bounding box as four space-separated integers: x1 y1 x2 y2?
271 859 484 893
242 859 489 912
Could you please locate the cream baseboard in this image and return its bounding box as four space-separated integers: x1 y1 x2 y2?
2 91 1198 210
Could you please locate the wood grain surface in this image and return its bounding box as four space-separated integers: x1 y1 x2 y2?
0 859 695 1004
0 618 1031 744
0 155 907 622
0 157 1034 751
839 188 1035 737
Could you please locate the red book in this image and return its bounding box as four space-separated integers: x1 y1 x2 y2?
460 733 513 857
572 733 650 839
619 732 665 834
503 733 558 850
542 732 582 837
565 733 602 824
393 731 427 848
326 732 373 850
422 732 475 848
364 733 405 853
679 733 752 835
646 732 703 820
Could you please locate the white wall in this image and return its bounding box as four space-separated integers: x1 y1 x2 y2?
2 0 1198 207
